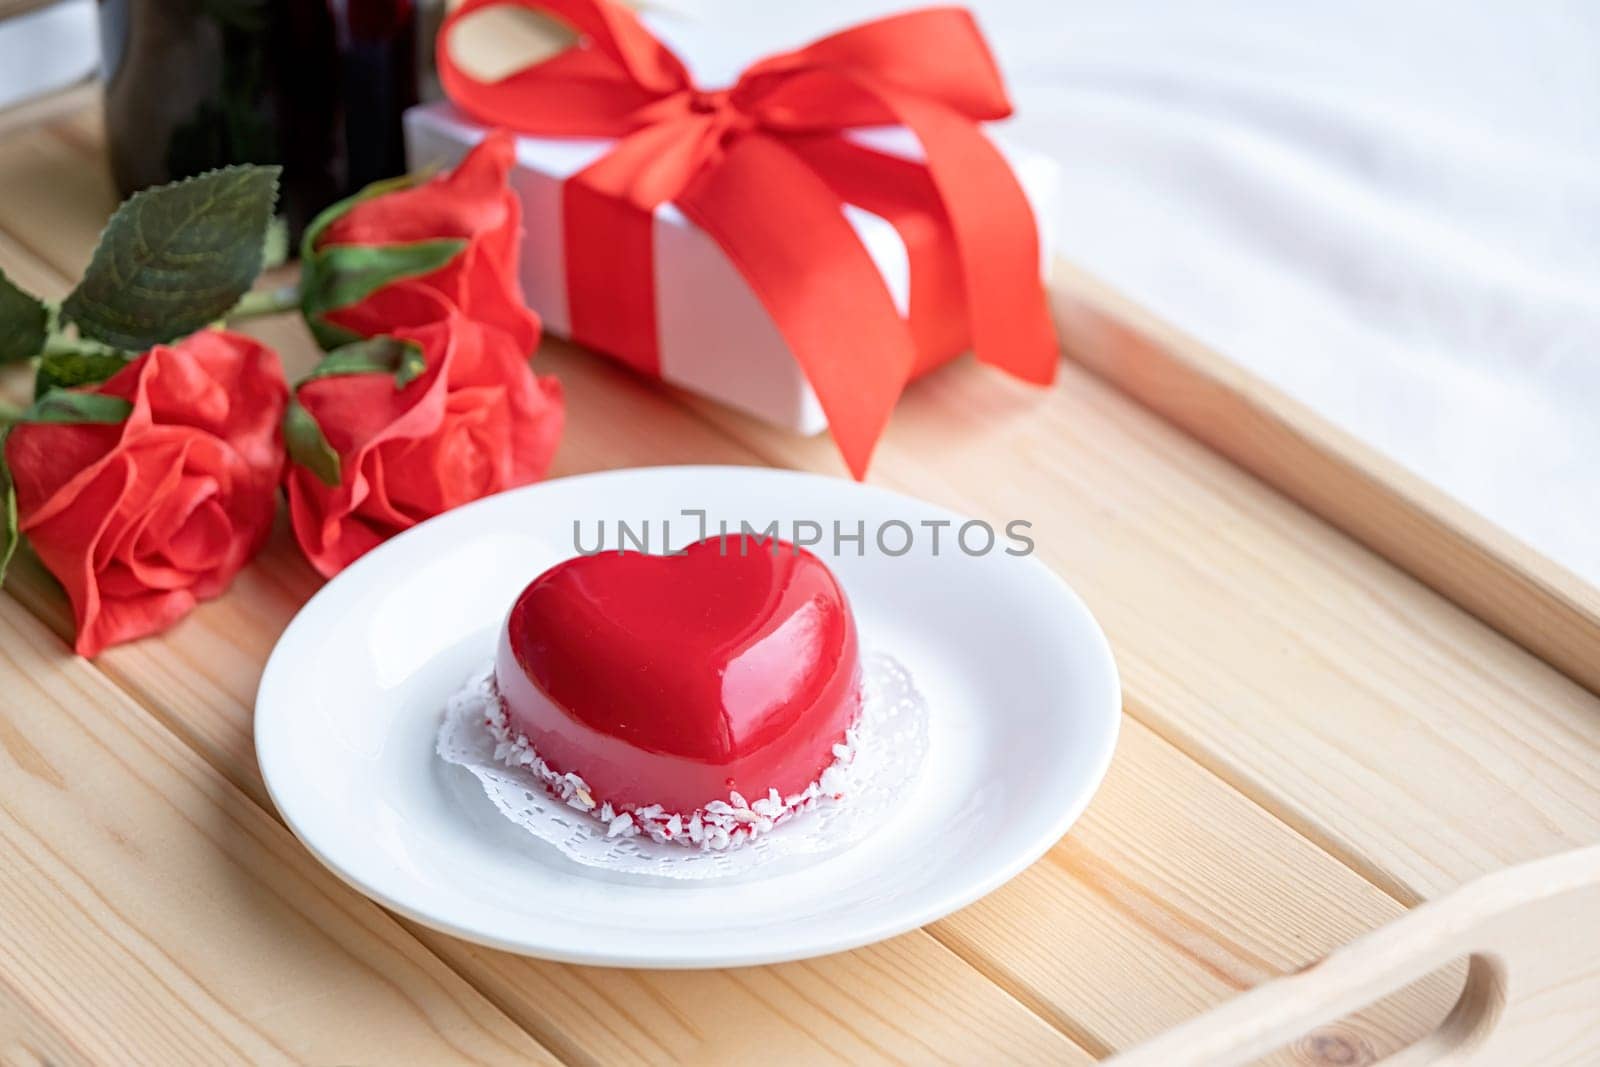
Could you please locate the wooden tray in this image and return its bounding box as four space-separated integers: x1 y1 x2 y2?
1 107 1597 1065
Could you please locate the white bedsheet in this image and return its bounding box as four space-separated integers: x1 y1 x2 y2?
685 0 1600 585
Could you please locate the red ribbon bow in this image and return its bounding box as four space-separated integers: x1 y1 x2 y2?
440 0 1057 477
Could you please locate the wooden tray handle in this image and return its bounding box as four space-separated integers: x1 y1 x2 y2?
1105 845 1600 1066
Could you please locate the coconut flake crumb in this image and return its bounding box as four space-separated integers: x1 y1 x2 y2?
482 687 861 852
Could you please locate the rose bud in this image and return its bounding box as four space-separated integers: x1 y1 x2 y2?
3 330 287 657
300 129 540 358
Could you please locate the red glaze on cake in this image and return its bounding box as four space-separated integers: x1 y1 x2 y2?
494 536 861 816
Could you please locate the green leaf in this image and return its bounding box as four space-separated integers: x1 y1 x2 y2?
0 389 132 429
22 391 134 425
283 398 341 487
0 267 49 363
303 336 427 389
35 350 132 398
0 450 18 587
300 238 466 322
61 164 281 350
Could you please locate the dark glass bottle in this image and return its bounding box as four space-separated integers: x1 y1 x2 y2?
97 0 420 240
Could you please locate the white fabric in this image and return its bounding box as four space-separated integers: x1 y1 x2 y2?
0 0 97 112
678 0 1600 585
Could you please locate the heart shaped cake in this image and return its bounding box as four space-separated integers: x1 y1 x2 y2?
490 535 862 849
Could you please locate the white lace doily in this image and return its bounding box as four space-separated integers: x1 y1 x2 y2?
436 652 929 880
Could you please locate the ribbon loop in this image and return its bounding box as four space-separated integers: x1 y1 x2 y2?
439 0 1057 477
738 7 1013 128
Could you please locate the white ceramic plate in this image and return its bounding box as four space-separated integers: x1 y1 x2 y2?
256 466 1121 968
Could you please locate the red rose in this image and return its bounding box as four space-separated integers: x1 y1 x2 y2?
4 331 287 657
285 304 564 577
312 130 540 356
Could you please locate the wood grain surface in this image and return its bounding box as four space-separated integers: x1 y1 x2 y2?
1 106 1595 1065
0 600 556 1067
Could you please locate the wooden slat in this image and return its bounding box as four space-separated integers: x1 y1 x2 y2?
423 928 1092 1067
0 113 1480 1062
1051 264 1600 699
0 599 557 1066
932 716 1459 1060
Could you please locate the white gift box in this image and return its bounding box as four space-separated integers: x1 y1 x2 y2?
404 40 1059 436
